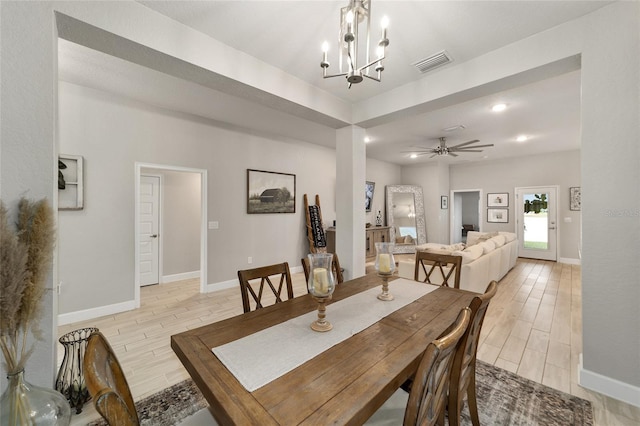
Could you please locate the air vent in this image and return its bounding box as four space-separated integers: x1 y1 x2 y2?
412 50 453 74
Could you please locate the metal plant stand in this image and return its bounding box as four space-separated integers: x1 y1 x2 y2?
55 327 99 414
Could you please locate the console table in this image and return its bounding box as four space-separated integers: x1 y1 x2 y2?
325 226 390 259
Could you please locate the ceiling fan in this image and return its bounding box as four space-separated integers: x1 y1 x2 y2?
408 137 494 158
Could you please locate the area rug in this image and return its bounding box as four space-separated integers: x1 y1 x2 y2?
88 360 593 425
87 379 207 426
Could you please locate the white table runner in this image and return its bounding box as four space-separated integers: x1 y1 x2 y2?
212 278 438 391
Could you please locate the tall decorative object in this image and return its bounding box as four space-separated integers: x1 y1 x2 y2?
376 210 383 226
307 253 337 332
375 242 396 301
0 199 71 425
56 327 99 414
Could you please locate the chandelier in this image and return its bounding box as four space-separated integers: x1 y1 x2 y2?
321 0 389 88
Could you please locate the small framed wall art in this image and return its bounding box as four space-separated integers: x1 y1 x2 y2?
487 208 509 223
441 195 448 209
487 192 509 207
570 187 581 211
247 169 296 214
58 154 84 210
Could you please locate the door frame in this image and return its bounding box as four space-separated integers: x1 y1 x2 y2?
449 189 483 244
140 173 163 287
515 185 559 261
134 162 208 308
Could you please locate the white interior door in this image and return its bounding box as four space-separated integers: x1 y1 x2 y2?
516 186 558 261
139 175 160 286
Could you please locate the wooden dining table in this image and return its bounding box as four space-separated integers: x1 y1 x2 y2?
171 273 476 425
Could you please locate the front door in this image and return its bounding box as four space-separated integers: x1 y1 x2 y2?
516 186 558 261
139 175 160 286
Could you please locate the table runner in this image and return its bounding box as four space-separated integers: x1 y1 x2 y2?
212 278 437 391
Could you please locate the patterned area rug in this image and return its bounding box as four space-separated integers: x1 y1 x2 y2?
88 360 593 425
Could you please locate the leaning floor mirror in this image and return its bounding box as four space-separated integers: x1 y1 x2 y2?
386 185 427 253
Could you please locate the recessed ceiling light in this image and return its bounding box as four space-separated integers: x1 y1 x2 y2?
516 135 528 142
491 103 507 112
410 154 418 159
364 137 371 143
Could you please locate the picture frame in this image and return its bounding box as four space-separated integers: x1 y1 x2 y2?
247 169 296 214
58 154 84 210
365 181 375 212
441 195 448 209
570 187 581 211
487 192 509 207
487 208 509 223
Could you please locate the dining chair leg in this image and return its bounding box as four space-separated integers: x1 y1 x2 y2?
467 366 481 426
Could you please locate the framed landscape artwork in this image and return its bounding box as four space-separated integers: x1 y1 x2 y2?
570 187 581 211
247 169 296 214
488 192 509 207
487 208 509 223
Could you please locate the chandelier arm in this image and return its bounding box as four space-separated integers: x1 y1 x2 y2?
356 55 385 73
362 73 381 82
322 72 349 79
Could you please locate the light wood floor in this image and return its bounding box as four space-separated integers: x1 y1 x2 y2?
59 258 640 425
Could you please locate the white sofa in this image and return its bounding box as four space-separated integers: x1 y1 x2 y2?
397 231 518 294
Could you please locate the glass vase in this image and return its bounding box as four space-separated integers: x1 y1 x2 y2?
375 242 396 301
307 253 336 332
0 370 71 425
55 327 98 414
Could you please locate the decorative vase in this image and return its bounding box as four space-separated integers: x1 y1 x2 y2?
376 210 382 226
375 242 396 301
0 370 71 425
55 327 98 414
307 253 336 332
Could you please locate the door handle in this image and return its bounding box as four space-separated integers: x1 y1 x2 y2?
150 234 158 238
548 227 556 230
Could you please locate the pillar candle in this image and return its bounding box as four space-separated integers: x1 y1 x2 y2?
313 267 329 295
378 253 391 273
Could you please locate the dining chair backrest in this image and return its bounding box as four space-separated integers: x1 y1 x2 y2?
447 280 498 426
237 262 294 313
83 331 140 426
403 307 471 426
301 253 344 286
414 251 462 288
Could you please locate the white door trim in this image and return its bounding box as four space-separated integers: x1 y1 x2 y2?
515 185 559 261
134 162 208 308
449 188 484 244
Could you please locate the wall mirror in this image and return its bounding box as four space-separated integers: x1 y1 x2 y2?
386 185 427 253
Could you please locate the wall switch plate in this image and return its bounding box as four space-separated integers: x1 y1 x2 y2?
248 257 253 264
564 217 572 223
208 221 219 229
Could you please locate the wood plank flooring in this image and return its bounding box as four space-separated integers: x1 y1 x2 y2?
59 258 640 425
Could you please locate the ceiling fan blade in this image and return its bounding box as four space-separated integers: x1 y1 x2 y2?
448 139 480 149
449 152 459 157
450 149 483 153
453 144 495 150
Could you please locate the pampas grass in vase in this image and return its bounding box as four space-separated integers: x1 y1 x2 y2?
0 198 70 425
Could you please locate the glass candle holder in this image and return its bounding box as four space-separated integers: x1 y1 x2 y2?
307 253 336 332
375 242 396 300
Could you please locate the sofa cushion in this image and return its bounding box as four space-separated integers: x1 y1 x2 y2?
463 244 484 259
480 240 496 254
466 231 498 247
499 231 517 243
454 244 483 264
490 235 506 247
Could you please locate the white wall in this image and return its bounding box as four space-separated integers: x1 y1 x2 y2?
450 150 581 261
57 81 339 314
366 157 402 226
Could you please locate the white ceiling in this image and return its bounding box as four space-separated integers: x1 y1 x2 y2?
58 1 611 165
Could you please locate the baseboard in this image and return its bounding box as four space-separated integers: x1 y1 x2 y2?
579 354 640 407
558 257 581 265
58 299 136 326
162 270 200 284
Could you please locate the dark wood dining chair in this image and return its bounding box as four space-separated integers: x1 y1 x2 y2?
403 307 471 426
301 253 344 286
414 251 462 288
83 331 139 426
237 262 294 313
447 280 498 426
